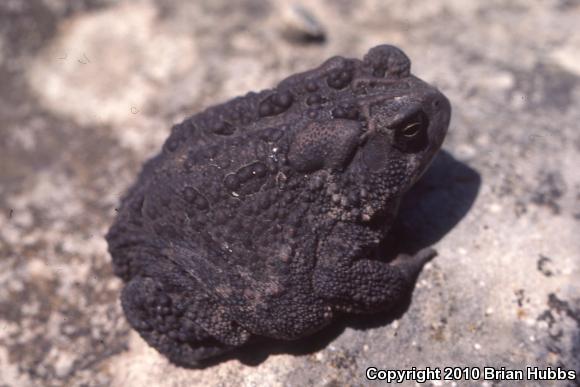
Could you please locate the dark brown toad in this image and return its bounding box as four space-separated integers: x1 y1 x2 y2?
106 45 451 366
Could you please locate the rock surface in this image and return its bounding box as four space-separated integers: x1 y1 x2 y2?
0 0 578 386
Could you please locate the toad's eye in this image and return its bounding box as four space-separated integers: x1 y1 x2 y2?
392 111 429 152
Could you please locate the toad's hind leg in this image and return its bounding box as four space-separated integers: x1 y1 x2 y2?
121 276 241 367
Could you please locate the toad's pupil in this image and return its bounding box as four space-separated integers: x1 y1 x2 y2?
402 122 421 137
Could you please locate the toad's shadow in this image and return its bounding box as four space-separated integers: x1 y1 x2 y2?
191 150 481 369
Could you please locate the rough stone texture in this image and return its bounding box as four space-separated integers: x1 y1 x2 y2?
0 0 578 386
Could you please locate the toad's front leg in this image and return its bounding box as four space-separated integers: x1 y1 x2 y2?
312 226 435 314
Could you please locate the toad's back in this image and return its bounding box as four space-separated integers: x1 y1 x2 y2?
107 45 414 284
